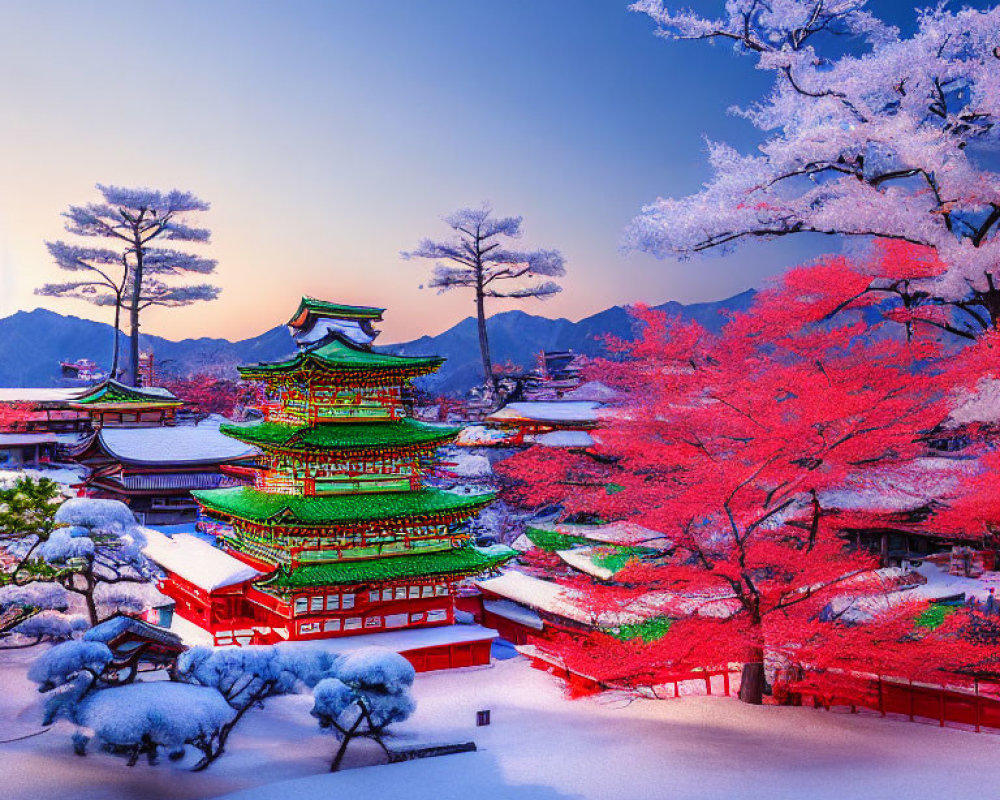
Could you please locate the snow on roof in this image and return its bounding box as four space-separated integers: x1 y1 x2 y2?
141 527 261 592
820 457 974 512
454 425 513 446
98 416 258 465
483 598 544 630
0 432 59 446
487 401 601 425
530 430 595 448
556 548 615 580
476 571 594 624
562 381 618 402
0 387 83 403
532 521 671 548
948 378 1000 426
279 622 498 657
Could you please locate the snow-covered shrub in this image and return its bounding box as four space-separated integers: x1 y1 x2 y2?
310 647 417 770
75 683 236 765
28 639 115 724
337 646 416 695
13 610 88 643
53 498 141 534
29 640 113 692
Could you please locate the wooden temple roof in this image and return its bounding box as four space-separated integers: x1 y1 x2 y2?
287 297 385 328
192 485 495 526
259 545 515 589
220 418 460 453
238 335 443 379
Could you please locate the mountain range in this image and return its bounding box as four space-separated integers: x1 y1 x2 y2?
0 291 754 395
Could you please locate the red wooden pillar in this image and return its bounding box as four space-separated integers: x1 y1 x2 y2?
909 680 915 721
975 680 981 733
723 672 730 697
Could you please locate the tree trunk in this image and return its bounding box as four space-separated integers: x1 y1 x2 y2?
111 296 122 380
128 241 143 387
474 282 496 401
738 642 766 705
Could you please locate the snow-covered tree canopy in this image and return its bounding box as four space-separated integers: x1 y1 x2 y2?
627 1 1000 324
310 647 416 771
403 205 566 392
38 183 217 382
404 206 566 300
2 493 156 628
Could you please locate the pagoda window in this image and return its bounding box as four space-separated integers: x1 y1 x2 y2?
381 588 393 602
294 598 308 616
384 613 408 628
408 586 420 599
394 587 407 601
310 596 324 612
427 610 447 622
299 621 320 635
323 619 341 632
364 616 381 629
344 617 362 630
368 590 380 603
342 593 355 609
325 594 340 611
435 585 449 596
421 586 434 598
410 613 424 624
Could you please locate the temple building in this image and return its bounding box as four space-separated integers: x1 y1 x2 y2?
71 416 257 524
0 380 183 467
175 298 513 668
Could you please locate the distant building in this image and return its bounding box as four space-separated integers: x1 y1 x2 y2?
0 380 183 467
71 416 257 524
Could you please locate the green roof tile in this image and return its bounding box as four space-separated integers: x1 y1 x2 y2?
220 419 460 452
193 486 495 526
72 380 180 406
239 337 443 377
262 546 516 588
288 297 385 325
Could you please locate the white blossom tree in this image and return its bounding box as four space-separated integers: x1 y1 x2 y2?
39 184 219 384
403 206 566 397
627 1 1000 334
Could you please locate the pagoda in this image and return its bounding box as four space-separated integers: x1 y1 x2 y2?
190 298 512 665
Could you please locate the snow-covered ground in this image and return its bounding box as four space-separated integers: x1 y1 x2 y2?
2 647 1000 800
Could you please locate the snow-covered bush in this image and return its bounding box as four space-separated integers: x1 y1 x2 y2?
174 645 340 770
1 488 158 632
74 683 236 766
12 610 88 643
310 647 417 771
28 639 114 724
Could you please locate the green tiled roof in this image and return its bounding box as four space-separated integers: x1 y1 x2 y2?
524 526 596 552
221 419 460 452
288 297 385 325
611 615 674 643
262 546 516 588
72 380 180 406
239 337 443 377
193 486 495 526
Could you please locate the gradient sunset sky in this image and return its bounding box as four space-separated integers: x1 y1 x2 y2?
0 1 948 343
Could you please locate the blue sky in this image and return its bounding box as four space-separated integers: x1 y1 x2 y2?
0 1 964 342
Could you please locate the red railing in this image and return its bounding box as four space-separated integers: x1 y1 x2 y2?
792 673 1000 733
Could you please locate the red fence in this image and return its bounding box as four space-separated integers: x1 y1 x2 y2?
793 674 1000 733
